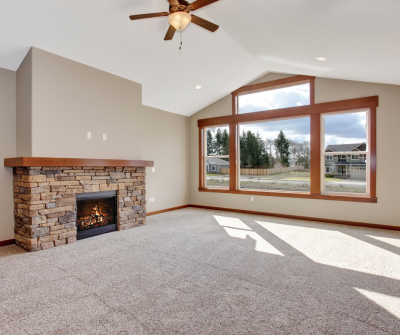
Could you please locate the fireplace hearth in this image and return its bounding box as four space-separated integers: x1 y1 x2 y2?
76 191 117 240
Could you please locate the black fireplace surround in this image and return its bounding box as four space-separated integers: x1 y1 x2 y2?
76 191 118 240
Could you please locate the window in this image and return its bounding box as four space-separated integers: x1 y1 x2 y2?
239 117 310 192
323 111 368 194
239 83 310 114
198 75 377 203
205 126 229 187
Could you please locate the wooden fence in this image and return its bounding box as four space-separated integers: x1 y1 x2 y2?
220 166 305 176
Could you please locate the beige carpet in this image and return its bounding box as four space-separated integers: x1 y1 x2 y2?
1 207 400 334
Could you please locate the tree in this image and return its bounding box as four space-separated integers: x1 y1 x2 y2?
207 129 214 156
214 128 223 155
258 134 270 167
240 130 270 168
240 131 249 168
274 131 290 166
289 140 310 169
265 139 274 158
221 129 229 156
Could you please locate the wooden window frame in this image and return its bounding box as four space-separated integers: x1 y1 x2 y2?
198 76 378 203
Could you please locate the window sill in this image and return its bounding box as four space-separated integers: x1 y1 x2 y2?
198 188 377 203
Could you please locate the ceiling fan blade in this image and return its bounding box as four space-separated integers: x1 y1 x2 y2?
189 0 220 11
191 15 219 32
129 12 169 20
168 0 180 5
164 25 176 40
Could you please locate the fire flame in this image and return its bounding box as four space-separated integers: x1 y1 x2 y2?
77 204 111 230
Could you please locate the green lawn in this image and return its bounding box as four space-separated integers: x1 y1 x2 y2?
205 171 366 193
285 176 344 182
240 171 310 180
240 171 344 182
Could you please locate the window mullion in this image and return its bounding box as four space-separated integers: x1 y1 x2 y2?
369 107 377 198
229 123 238 190
199 127 205 188
232 94 238 115
310 114 321 195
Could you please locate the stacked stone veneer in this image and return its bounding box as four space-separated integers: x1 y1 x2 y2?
13 166 146 252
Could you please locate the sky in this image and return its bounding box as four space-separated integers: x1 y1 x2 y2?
208 84 367 153
324 112 367 147
237 84 367 148
239 111 367 147
239 84 311 146
239 83 310 114
240 117 310 144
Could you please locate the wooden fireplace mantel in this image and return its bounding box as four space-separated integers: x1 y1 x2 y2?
4 157 154 168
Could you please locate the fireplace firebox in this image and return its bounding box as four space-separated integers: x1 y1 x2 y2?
76 191 117 240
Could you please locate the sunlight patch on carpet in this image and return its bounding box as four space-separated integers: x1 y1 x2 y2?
214 215 252 230
255 220 400 280
355 288 400 319
214 215 283 255
366 234 400 248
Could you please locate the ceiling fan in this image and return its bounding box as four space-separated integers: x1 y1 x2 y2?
129 0 221 40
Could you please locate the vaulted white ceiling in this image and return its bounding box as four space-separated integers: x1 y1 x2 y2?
1 0 399 116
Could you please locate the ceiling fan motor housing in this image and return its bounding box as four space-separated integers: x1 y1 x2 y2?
170 6 191 14
169 0 192 13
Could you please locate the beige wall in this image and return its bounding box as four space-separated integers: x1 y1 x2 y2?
142 106 189 213
27 48 190 211
31 48 143 159
0 67 16 241
0 47 190 242
189 73 400 227
16 49 32 156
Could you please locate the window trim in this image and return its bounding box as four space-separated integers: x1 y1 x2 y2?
198 76 378 203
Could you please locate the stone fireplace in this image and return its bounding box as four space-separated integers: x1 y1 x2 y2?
5 157 153 252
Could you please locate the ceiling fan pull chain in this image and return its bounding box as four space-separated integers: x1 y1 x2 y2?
179 30 182 51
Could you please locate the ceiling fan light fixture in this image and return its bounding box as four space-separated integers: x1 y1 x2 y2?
168 11 192 30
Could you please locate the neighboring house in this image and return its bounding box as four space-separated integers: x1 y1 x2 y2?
206 157 230 174
324 143 367 178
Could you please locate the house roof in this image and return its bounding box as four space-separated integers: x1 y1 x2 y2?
325 143 366 153
206 158 229 166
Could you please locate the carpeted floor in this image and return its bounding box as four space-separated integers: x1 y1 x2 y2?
1 207 400 334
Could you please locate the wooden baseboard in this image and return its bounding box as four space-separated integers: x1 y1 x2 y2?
147 205 190 216
188 204 400 232
0 239 15 248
